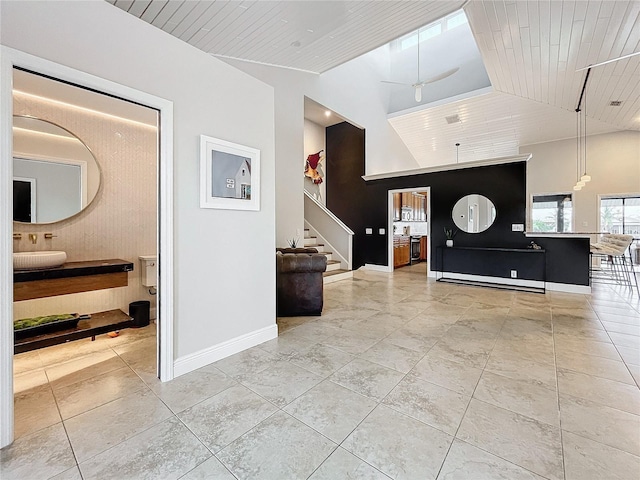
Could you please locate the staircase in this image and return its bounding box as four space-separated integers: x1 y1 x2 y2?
304 228 353 284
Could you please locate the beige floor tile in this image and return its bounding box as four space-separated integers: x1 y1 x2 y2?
384 325 440 352
13 368 49 393
427 336 492 369
53 366 148 419
240 360 323 407
212 346 280 381
5 272 640 480
309 447 391 479
609 331 640 348
285 321 343 343
217 411 336 480
553 336 622 361
78 417 210 480
289 343 355 377
555 349 636 385
12 350 43 375
473 371 560 426
490 340 555 367
602 320 640 336
411 352 483 396
284 380 377 443
50 466 83 480
557 368 640 415
0 422 76 480
14 385 61 439
321 329 386 355
178 384 278 453
45 349 126 390
329 358 404 401
617 345 640 366
562 431 640 480
383 375 471 435
359 339 425 373
559 394 640 456
257 331 319 359
342 405 453 480
596 311 640 325
64 388 173 463
180 456 236 479
36 338 112 368
594 305 640 317
149 364 236 413
553 323 611 342
437 439 547 480
484 351 557 389
457 399 564 480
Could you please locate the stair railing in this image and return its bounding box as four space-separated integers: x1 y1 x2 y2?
304 190 353 271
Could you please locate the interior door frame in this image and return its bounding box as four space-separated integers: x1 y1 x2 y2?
387 187 431 273
1 46 175 448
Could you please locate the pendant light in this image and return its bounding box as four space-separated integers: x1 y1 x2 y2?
573 68 591 191
415 31 422 103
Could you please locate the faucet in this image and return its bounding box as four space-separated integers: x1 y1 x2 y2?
28 233 37 244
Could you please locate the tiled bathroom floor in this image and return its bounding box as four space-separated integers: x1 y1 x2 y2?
2 265 640 479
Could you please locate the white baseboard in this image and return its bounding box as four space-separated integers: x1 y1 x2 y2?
173 324 278 378
434 271 591 294
361 263 392 273
546 282 591 294
439 272 544 289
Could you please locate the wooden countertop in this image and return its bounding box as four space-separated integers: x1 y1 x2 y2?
14 259 133 283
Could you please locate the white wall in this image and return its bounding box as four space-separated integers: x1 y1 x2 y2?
303 119 326 204
1 1 276 361
225 50 418 247
523 130 640 233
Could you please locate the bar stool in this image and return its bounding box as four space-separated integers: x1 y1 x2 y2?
590 234 639 294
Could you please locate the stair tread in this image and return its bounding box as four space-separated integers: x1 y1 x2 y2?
323 269 351 276
327 260 340 264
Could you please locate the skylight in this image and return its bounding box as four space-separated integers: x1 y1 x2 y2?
372 8 491 114
399 10 469 51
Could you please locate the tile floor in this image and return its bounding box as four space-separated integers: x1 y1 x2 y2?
2 264 640 479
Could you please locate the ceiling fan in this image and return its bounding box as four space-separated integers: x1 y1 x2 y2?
382 32 459 102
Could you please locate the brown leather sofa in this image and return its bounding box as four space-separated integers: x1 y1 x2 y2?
276 248 327 316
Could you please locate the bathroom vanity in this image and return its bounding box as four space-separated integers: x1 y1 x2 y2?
13 259 135 352
14 258 133 301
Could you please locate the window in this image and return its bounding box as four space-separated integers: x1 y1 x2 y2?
446 11 468 29
398 10 467 50
532 194 573 233
600 196 640 238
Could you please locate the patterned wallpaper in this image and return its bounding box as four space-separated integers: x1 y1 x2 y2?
12 88 158 320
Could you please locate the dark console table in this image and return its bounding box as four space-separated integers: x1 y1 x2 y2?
435 246 547 293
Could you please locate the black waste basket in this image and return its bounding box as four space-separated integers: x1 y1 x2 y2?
129 300 150 328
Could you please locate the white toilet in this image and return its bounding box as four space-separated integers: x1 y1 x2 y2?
139 255 157 288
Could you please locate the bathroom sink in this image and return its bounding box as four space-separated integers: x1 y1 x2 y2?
13 251 67 270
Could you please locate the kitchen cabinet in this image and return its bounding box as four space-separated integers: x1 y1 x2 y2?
393 193 401 221
420 236 428 261
393 236 410 268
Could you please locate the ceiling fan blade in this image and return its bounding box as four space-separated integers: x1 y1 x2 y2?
417 67 460 86
380 80 412 86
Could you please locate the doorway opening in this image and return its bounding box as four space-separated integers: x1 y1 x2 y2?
1 48 174 448
388 187 431 273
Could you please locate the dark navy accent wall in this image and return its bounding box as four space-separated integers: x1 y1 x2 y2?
325 122 589 286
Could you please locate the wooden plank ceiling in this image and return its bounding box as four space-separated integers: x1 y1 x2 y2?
109 0 465 73
110 0 639 168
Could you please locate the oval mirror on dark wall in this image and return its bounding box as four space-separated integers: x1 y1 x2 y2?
452 194 496 233
13 116 101 224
